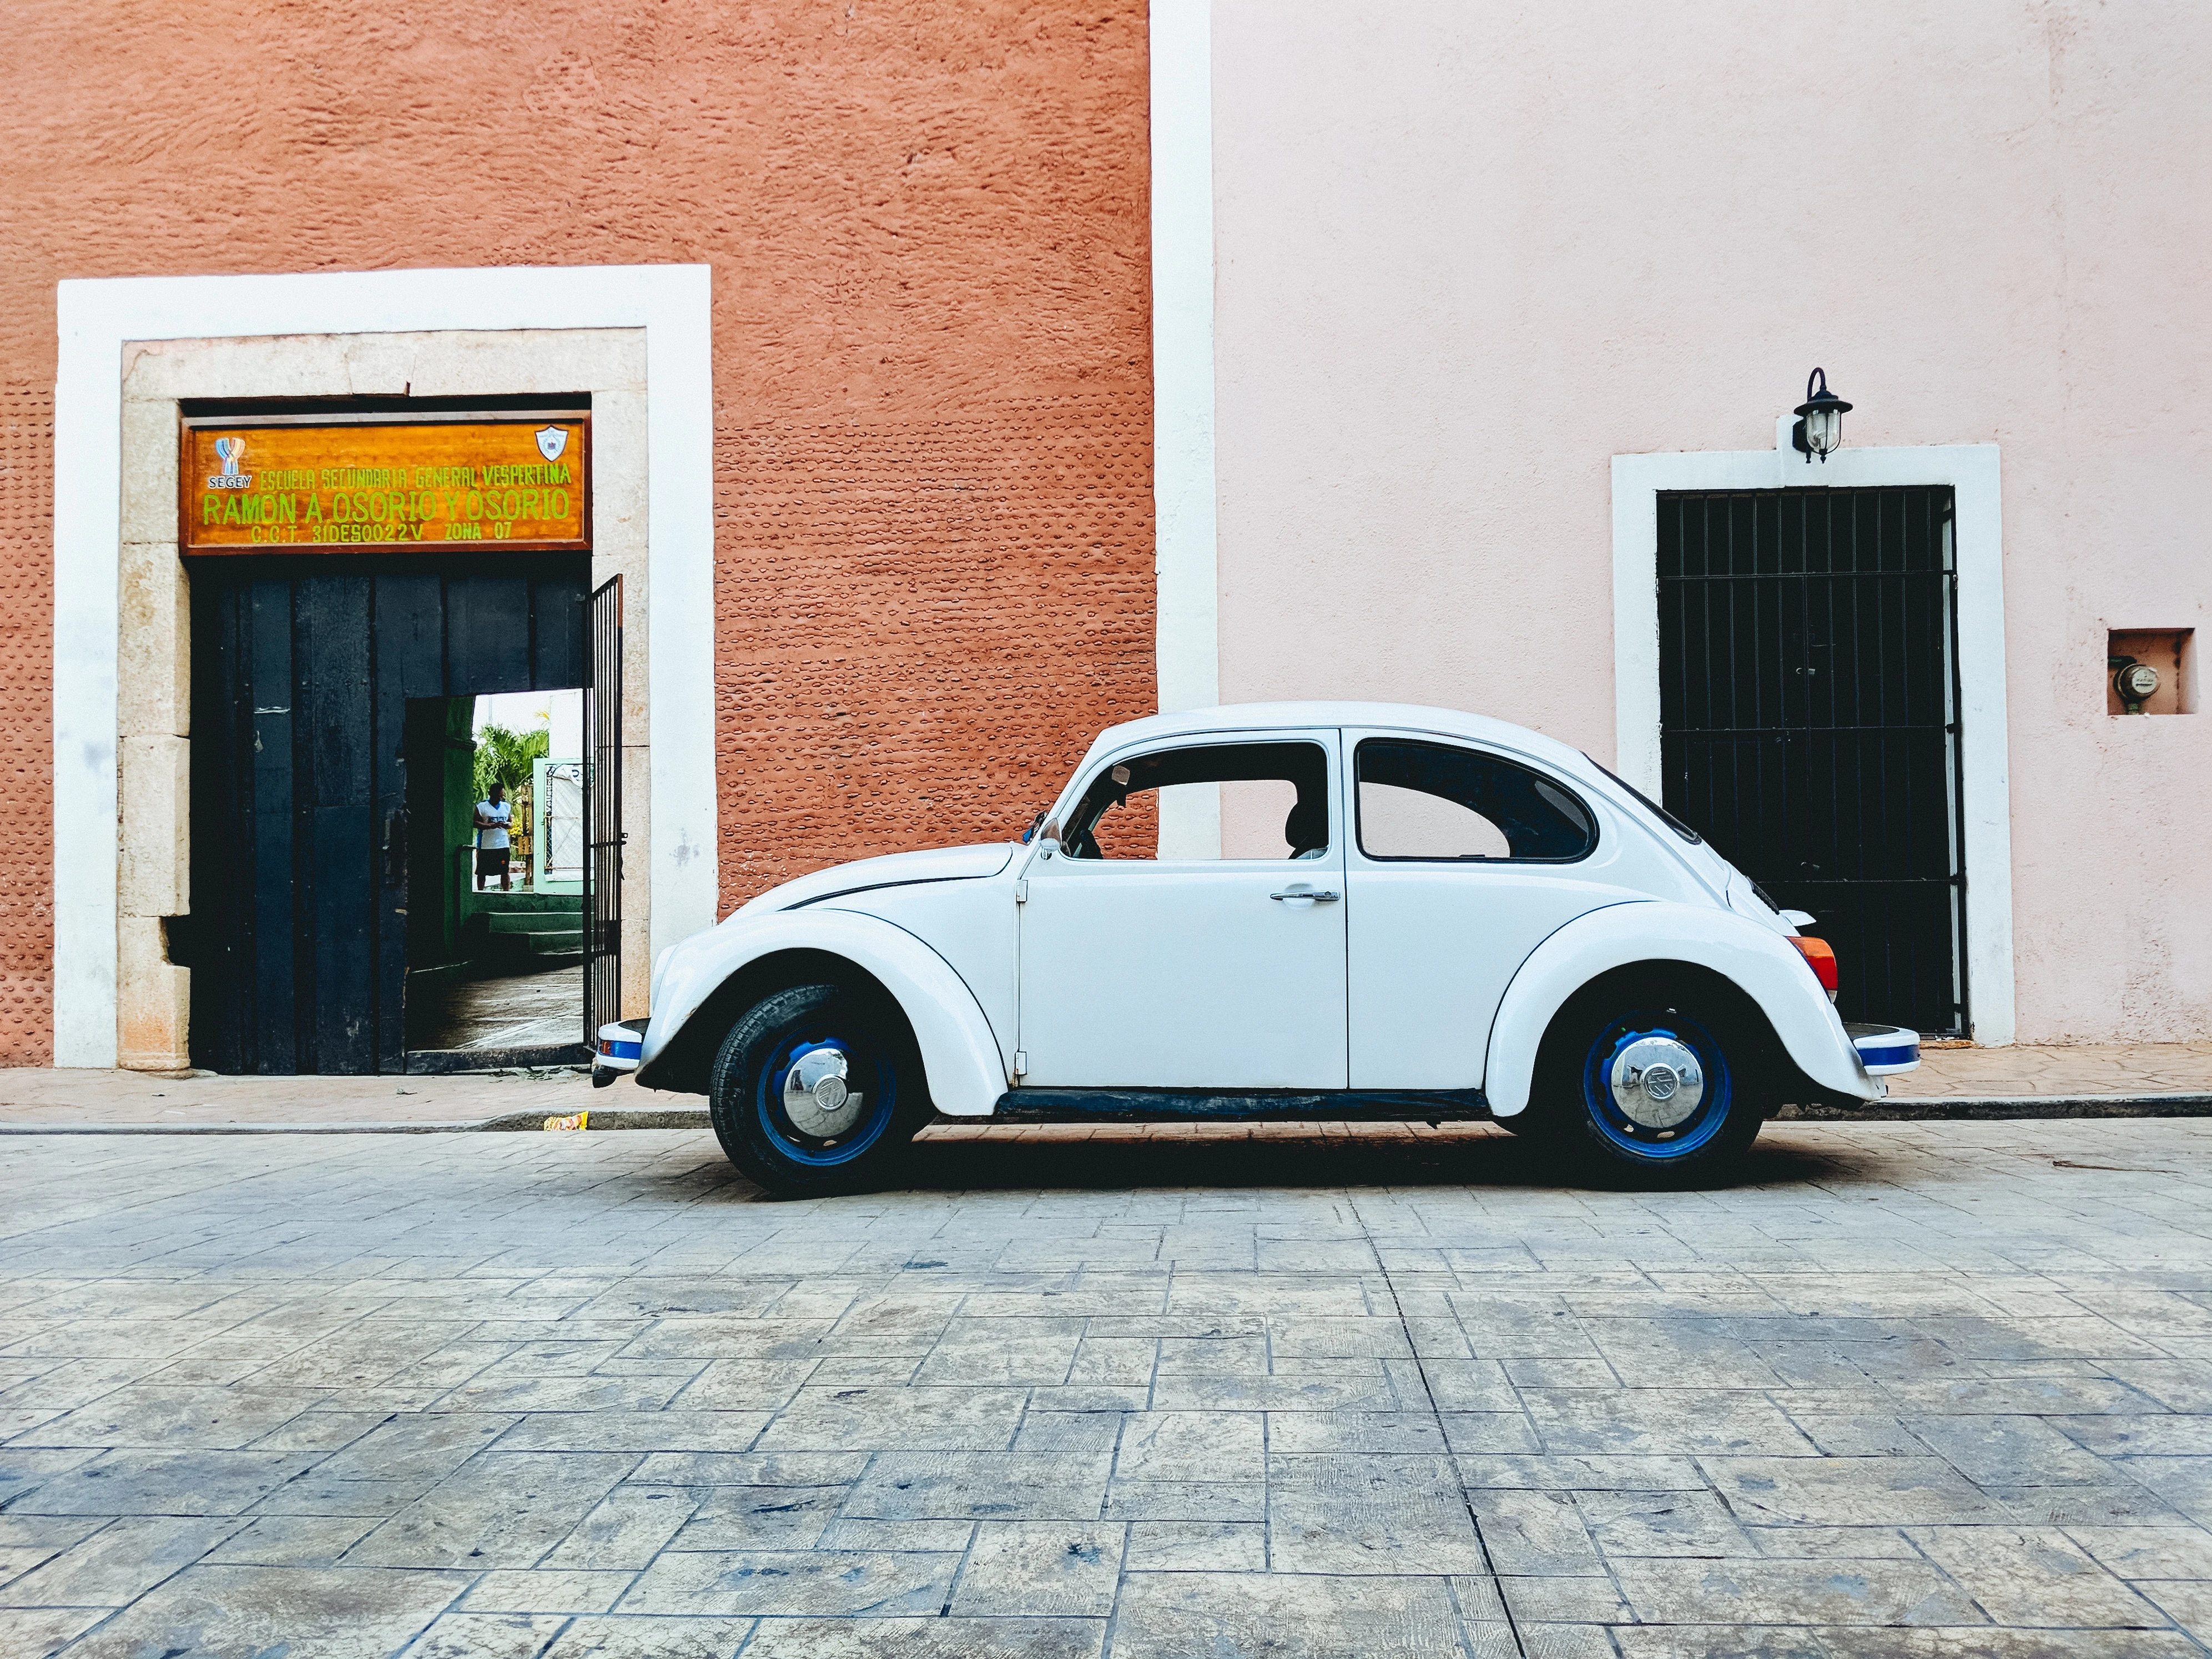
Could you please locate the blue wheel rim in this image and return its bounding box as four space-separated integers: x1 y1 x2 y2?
755 1028 898 1168
1579 1009 1731 1160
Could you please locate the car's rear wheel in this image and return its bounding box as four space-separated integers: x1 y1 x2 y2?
1528 971 1773 1184
707 982 928 1196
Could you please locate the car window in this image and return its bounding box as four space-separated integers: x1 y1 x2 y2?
1356 739 1595 861
1064 741 1331 861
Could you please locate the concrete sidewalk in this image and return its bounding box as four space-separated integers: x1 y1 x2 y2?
0 1040 2208 1133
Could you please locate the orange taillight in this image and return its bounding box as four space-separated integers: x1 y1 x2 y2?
1788 935 1838 998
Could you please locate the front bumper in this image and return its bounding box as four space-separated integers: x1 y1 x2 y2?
1846 1022 1921 1076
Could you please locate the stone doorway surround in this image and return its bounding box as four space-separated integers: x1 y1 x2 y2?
53 266 716 1070
1610 424 2015 1047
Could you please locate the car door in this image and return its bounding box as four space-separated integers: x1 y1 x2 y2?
1343 729 1643 1089
1017 731 1348 1088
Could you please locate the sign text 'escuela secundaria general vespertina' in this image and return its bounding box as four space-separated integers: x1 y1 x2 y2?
181 418 590 553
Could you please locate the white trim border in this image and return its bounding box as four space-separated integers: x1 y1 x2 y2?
53 264 717 1067
1150 0 1217 720
1149 0 1219 859
1611 429 2014 1045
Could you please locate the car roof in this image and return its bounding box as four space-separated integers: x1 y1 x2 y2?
1083 702 1594 774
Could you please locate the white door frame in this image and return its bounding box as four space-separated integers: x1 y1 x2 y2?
53 264 717 1067
1610 428 2014 1045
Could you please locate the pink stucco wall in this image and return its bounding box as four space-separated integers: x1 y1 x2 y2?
1211 1 2212 1043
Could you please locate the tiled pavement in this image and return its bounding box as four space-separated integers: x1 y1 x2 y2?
6 1122 2212 1656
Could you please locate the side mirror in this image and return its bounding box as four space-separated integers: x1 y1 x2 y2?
1037 818 1062 858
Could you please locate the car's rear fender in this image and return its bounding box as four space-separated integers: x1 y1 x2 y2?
635 910 1007 1115
1483 900 1876 1116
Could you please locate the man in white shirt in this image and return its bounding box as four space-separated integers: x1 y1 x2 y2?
474 781 515 891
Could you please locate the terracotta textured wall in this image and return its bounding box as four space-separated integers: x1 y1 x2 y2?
1 2 1155 1058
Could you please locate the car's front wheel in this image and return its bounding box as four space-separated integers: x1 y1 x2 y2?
707 983 928 1196
1528 970 1773 1183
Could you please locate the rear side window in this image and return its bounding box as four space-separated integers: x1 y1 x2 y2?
1356 740 1595 862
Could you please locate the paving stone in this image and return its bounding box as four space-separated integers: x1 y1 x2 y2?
55 1564 471 1658
540 1486 697 1570
463 1567 635 1612
2140 1579 2212 1637
405 1611 570 1658
1578 1487 1757 1558
757 1385 1026 1451
0 1515 243 1606
1906 1413 2117 1485
1123 1519 1267 1571
1111 1570 1464 1658
205 1514 380 1566
10 1448 323 1516
1908 1525 2172 1627
949 1520 1122 1615
669 1485 845 1549
1522 1388 1818 1456
1100 1479 1267 1521
738 1616 1105 1658
540 1614 758 1657
344 1450 636 1568
2065 1523 2212 1579
1614 1555 1984 1625
845 1450 1112 1520
1702 1455 2008 1525
1269 1453 1489 1574
0 1607 110 1659
1115 1410 1262 1481
617 1547 955 1615
22 1385 323 1450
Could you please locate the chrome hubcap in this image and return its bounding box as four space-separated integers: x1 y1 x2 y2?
1609 1035 1704 1129
783 1045 864 1138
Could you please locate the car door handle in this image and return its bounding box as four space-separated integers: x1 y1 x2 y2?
1269 889 1339 902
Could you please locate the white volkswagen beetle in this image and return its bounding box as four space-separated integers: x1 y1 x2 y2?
622 703 1917 1192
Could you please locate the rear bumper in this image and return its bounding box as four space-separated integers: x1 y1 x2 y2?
591 1019 647 1087
1846 1022 1921 1076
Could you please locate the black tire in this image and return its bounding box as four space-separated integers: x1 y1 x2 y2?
707 982 931 1196
1524 969 1775 1186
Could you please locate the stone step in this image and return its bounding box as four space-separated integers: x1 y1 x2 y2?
487 911 584 935
520 930 585 955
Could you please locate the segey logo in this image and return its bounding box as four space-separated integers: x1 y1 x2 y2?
207 436 251 490
535 426 568 462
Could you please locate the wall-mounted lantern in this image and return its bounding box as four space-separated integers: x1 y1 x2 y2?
1791 367 1852 463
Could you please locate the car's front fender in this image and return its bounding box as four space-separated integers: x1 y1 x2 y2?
1483 900 1876 1117
636 909 1008 1116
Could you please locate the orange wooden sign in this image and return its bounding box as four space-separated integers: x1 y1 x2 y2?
181 418 589 553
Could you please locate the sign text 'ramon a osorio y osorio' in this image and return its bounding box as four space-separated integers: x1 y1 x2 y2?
180 416 590 553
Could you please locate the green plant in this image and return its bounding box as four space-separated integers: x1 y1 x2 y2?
472 722 550 802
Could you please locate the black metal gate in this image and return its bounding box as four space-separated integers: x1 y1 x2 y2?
187 555 588 1073
583 575 623 1041
1656 487 1967 1034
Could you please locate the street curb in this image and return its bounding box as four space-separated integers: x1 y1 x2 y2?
4 1098 2212 1133
1776 1094 2212 1121
0 1108 713 1136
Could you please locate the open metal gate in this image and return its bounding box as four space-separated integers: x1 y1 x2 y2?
1656 487 1968 1035
583 575 623 1041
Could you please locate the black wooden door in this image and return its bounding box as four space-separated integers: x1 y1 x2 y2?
187 554 588 1074
583 575 622 1041
1656 488 1967 1034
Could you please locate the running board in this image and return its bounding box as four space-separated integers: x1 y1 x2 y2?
991 1087 1491 1123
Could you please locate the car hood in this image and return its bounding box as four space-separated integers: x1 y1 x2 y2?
728 842 1020 922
